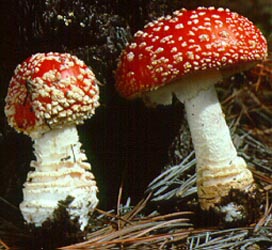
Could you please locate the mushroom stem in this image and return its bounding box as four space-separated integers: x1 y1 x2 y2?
185 85 237 167
20 125 98 230
183 80 254 210
144 70 255 210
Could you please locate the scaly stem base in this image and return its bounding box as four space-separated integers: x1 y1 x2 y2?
20 125 98 230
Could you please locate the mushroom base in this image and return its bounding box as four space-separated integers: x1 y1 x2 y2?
197 156 254 210
20 125 98 231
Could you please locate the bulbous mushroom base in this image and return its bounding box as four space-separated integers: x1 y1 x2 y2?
20 125 98 231
197 156 255 211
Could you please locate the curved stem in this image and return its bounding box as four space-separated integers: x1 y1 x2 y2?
140 69 254 210
184 85 254 209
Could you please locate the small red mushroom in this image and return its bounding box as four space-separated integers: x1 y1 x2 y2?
115 7 267 217
5 52 100 230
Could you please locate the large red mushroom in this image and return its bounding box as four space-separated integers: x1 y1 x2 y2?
5 52 100 230
115 7 267 218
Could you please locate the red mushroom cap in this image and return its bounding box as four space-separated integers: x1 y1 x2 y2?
115 7 267 98
5 52 100 137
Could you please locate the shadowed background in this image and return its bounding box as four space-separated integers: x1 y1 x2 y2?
0 0 271 218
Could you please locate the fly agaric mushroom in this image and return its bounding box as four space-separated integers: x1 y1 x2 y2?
115 7 267 212
5 52 100 230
